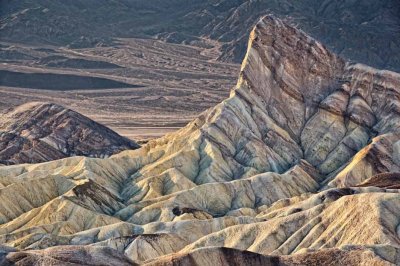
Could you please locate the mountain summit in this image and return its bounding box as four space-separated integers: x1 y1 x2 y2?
0 102 139 165
1 16 400 265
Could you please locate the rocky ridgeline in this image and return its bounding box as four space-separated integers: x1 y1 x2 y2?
1 16 400 265
0 102 139 165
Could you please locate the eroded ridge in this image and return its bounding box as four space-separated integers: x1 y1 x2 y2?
1 15 400 265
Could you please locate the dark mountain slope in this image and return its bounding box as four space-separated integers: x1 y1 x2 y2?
0 102 139 165
1 0 399 71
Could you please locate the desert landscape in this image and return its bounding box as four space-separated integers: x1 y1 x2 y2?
1 0 400 140
1 1 400 266
0 38 238 141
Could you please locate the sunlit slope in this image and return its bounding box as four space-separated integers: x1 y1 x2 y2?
1 15 400 265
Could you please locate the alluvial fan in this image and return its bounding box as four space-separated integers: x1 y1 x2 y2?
1 16 400 265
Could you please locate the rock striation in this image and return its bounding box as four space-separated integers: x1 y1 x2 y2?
0 102 139 165
1 15 400 265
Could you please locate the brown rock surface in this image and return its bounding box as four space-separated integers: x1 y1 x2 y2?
0 102 139 165
356 172 400 189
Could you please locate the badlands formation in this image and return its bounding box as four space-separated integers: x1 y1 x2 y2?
0 102 139 165
1 16 400 265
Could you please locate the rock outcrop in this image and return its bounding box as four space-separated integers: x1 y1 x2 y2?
1 15 400 265
0 102 139 165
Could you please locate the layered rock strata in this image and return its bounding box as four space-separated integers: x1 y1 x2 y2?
0 102 139 165
1 16 400 265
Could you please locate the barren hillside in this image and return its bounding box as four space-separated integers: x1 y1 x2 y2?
1 16 400 265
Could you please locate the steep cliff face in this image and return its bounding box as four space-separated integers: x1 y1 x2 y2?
0 102 139 165
1 16 400 265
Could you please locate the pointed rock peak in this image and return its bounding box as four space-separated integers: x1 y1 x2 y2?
228 15 346 142
235 15 345 104
2 102 76 127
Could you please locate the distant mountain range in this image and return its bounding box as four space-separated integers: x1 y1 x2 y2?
1 0 399 71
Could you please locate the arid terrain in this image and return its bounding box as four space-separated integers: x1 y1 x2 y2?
1 16 400 265
1 0 399 141
1 1 400 265
0 39 238 140
2 0 400 70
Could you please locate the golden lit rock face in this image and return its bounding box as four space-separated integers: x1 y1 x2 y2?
1 15 400 265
